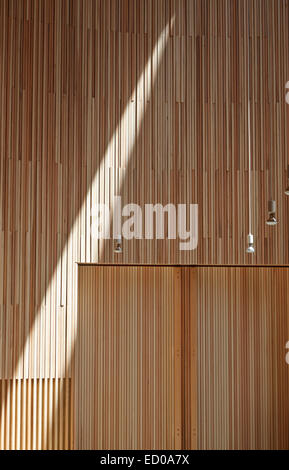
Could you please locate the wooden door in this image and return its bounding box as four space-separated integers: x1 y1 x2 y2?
198 267 289 449
75 266 197 450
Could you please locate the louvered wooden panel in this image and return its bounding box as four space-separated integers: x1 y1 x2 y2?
198 267 289 450
0 377 73 450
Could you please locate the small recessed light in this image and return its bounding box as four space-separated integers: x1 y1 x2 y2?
266 200 278 226
114 235 122 253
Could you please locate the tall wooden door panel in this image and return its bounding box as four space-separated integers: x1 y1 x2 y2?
75 266 197 450
198 267 289 450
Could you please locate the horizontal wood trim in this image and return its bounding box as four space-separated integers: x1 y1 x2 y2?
77 263 289 268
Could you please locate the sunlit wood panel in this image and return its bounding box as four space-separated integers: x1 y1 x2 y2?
0 377 73 450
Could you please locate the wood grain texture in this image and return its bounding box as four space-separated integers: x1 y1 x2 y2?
0 0 288 449
198 267 289 450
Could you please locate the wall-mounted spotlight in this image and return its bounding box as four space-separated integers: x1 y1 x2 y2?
246 233 255 254
266 199 277 226
114 235 122 253
285 165 289 195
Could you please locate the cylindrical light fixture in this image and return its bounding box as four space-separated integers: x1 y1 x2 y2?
285 165 289 195
266 199 277 225
246 233 255 253
114 235 122 253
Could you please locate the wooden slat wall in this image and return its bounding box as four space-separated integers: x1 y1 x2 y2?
198 267 289 450
0 0 288 449
76 266 178 449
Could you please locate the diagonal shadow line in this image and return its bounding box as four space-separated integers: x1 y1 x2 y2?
0 3 175 449
42 13 175 450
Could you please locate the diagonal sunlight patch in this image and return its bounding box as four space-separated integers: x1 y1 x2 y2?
10 17 174 448
91 18 174 259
